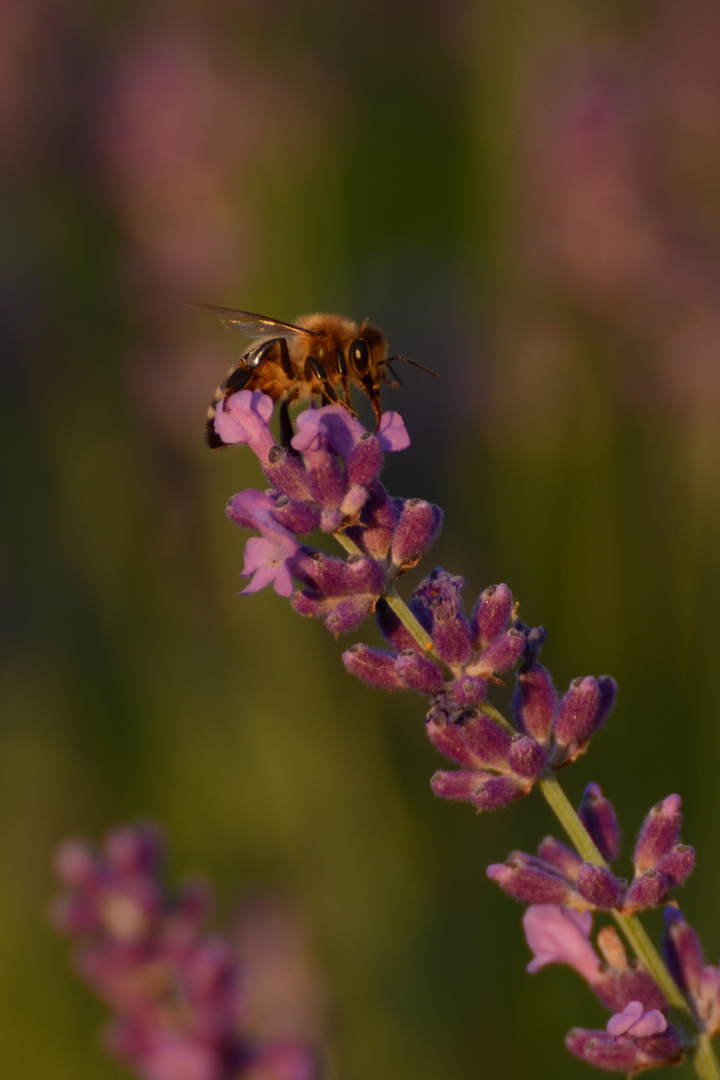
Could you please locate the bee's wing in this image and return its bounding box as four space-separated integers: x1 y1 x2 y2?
190 304 315 340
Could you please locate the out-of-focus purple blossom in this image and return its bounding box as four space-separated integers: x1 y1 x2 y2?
663 908 720 1037
51 824 321 1080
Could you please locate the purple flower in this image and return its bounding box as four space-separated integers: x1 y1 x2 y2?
213 390 276 461
227 491 302 597
51 824 321 1080
663 908 720 1037
523 906 600 981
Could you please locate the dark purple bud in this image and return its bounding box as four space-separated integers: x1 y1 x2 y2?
536 836 582 880
390 499 443 570
271 496 320 535
264 445 311 501
663 909 706 1000
633 795 683 873
554 676 600 748
432 770 527 811
432 619 473 667
346 434 382 487
578 783 620 863
595 675 617 726
395 650 445 694
343 644 406 692
655 845 695 887
445 675 487 709
469 584 513 651
425 713 512 771
622 870 668 913
507 735 546 780
575 863 625 911
487 853 578 906
466 628 524 677
566 1020 684 1073
512 662 557 743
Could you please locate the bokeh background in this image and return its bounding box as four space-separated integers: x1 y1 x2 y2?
3 1 720 1077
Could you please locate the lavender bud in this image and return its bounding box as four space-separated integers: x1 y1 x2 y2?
347 485 398 561
375 596 430 652
466 628 524 677
487 853 578 906
663 909 705 999
633 795 683 873
264 446 311 501
346 434 382 487
595 675 617 726
622 870 668 913
425 713 512 772
432 771 527 812
390 499 443 570
445 675 487 709
578 783 620 863
306 455 346 509
507 735 546 780
272 496 320 535
575 863 626 911
469 584 513 651
512 662 557 743
553 676 601 748
395 650 445 694
655 845 695 887
343 644 406 692
536 836 583 880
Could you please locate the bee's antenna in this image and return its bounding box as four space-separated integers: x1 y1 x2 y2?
386 354 438 378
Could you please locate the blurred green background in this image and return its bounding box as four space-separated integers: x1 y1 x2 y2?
3 0 720 1077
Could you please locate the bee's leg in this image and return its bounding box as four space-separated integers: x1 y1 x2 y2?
304 357 341 405
361 375 383 430
278 399 295 448
277 337 294 377
335 350 352 406
383 361 402 388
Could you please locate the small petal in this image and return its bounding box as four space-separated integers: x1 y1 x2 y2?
375 410 410 452
522 905 600 982
213 390 276 460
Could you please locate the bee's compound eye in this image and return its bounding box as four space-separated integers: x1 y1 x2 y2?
349 338 369 374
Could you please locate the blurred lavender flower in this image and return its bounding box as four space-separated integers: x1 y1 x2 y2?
51 823 320 1080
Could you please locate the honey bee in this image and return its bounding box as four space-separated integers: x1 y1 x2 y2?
192 305 437 447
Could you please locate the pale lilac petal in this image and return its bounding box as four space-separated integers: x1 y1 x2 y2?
607 1001 645 1035
213 390 276 459
226 489 276 529
240 532 299 597
292 406 364 463
606 1001 666 1038
376 410 410 452
523 904 600 981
